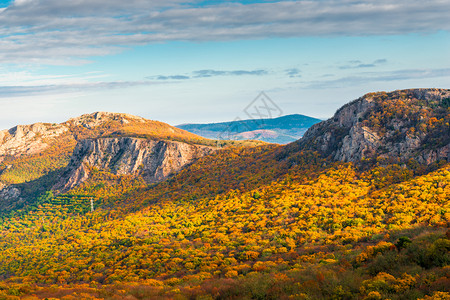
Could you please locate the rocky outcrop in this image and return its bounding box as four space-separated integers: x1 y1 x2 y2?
0 112 151 157
294 88 450 164
66 111 146 129
0 183 24 210
0 112 214 210
54 137 215 192
0 123 69 156
0 185 21 200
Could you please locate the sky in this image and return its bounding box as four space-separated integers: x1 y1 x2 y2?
0 0 449 129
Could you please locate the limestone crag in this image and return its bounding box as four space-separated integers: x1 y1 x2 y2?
66 111 146 129
296 88 450 164
54 137 214 192
0 183 23 210
0 112 146 157
0 123 69 156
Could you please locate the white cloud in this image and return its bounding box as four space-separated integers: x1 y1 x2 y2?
0 80 165 98
0 69 164 98
304 68 450 89
0 0 448 65
0 71 107 86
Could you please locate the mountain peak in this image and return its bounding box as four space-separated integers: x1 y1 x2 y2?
292 88 450 164
67 111 146 128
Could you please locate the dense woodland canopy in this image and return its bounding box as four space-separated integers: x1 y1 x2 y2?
0 90 449 299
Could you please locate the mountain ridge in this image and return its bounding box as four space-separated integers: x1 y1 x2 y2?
0 112 221 210
289 88 450 165
177 113 322 144
0 111 268 211
1 87 449 209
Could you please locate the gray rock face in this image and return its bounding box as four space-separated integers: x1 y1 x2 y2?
0 184 23 210
0 112 148 157
0 185 21 200
299 93 377 159
336 125 381 162
297 88 450 164
67 111 146 128
0 123 69 156
54 137 214 192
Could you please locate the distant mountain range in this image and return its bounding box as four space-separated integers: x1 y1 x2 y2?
176 114 322 144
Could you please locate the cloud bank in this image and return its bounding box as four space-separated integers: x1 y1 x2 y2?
150 69 269 80
305 68 450 89
0 81 162 98
339 59 388 70
0 0 449 64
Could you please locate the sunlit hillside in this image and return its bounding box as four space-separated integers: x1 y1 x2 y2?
0 112 263 212
0 89 448 299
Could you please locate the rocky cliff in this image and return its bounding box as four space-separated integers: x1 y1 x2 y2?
67 111 147 129
292 88 450 164
0 111 206 159
0 123 69 157
54 137 215 192
0 112 215 209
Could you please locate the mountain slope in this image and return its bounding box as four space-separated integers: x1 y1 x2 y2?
0 112 220 211
0 141 448 299
0 112 214 183
177 114 322 144
0 89 448 299
287 88 450 165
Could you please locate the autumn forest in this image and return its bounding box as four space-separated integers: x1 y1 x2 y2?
0 89 449 299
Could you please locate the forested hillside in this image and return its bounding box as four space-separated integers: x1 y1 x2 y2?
0 112 261 212
0 89 448 299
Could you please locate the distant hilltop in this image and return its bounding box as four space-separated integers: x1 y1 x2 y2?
177 114 323 144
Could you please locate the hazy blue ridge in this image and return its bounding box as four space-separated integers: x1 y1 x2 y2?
176 114 322 144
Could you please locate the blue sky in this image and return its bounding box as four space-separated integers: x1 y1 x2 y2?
0 0 449 129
